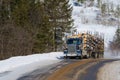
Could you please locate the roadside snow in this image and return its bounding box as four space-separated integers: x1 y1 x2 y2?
98 60 120 80
0 52 63 80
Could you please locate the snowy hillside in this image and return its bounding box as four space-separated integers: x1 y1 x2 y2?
102 0 120 6
70 0 118 57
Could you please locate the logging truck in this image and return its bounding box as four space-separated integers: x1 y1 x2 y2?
63 33 104 59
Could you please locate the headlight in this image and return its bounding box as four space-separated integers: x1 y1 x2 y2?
77 50 81 53
64 50 68 54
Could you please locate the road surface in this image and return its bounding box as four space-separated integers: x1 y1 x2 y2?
18 59 120 80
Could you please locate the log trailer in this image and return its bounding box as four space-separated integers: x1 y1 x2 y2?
63 33 104 59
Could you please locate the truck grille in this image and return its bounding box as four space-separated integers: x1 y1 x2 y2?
68 45 76 53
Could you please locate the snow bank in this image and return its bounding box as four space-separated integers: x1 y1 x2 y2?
0 52 63 73
98 61 120 80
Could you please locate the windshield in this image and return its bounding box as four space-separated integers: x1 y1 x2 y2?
67 38 82 45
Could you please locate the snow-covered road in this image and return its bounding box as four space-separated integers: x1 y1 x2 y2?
98 60 120 80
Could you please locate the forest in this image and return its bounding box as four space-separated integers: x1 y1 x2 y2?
0 0 73 60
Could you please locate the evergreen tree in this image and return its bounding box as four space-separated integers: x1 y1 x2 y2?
0 0 73 59
11 0 31 26
78 0 85 3
31 2 53 53
0 0 10 25
114 28 120 45
110 27 120 54
97 0 101 8
0 0 13 59
44 0 73 51
110 3 114 13
7 1 29 56
115 5 120 17
101 3 107 15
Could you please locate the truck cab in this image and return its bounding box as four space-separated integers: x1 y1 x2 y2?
64 37 83 58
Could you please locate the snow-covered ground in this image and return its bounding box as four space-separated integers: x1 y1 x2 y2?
103 0 120 6
98 60 120 80
0 52 63 80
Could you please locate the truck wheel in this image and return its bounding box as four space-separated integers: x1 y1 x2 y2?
80 55 83 59
64 55 68 59
83 55 88 59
